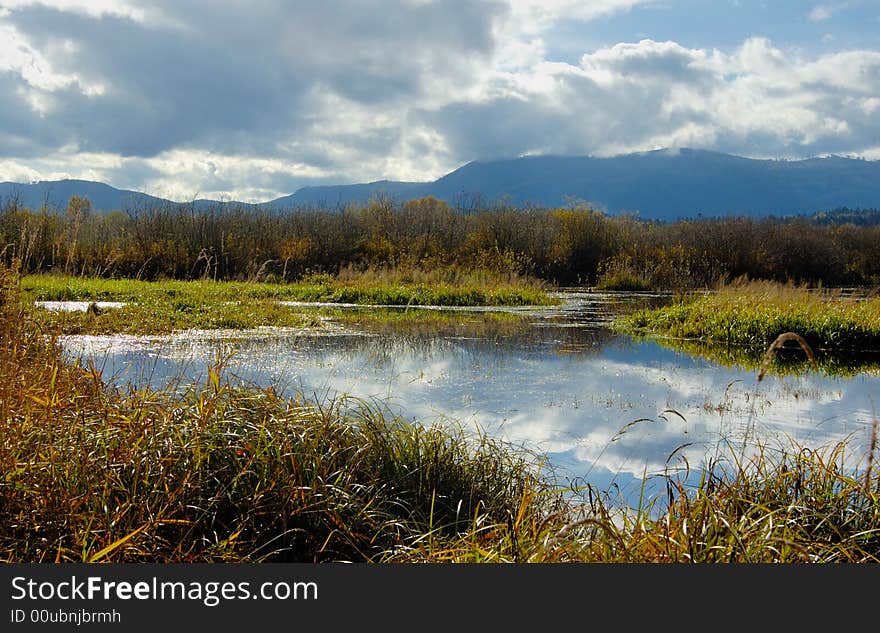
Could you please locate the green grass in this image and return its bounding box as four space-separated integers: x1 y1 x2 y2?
615 280 880 352
595 270 652 292
3 268 879 563
20 272 556 335
310 305 535 338
22 270 557 307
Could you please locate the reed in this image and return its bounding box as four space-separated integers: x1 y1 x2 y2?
2 266 879 563
616 280 880 352
5 197 880 289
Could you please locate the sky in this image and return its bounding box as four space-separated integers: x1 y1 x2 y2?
0 0 878 202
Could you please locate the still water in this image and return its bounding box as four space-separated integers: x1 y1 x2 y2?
58 290 880 505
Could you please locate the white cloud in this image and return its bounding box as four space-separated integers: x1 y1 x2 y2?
428 35 880 164
808 2 857 22
139 150 335 202
0 23 82 93
809 4 838 21
810 5 834 21
503 0 653 33
0 1 877 199
0 159 46 182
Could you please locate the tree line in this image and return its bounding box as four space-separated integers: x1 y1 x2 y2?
1 195 879 289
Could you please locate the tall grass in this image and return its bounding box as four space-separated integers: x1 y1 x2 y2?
4 197 880 289
2 264 569 562
2 381 562 562
2 265 879 562
617 280 880 352
23 269 555 307
627 439 880 562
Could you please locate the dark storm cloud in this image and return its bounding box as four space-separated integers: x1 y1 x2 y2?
0 73 52 157
422 97 573 160
6 5 311 157
3 0 503 159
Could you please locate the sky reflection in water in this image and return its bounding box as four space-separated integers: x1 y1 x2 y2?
60 293 880 506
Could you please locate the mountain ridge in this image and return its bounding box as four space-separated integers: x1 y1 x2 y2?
2 148 879 221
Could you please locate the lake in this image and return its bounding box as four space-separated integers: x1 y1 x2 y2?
57 289 880 508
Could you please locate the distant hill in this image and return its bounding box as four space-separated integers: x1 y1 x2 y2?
267 180 423 210
3 149 880 221
0 179 170 214
0 179 258 214
419 150 880 220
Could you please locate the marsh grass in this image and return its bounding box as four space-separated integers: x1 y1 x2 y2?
0 381 562 562
277 266 556 307
315 306 534 339
20 272 555 335
28 297 325 336
2 266 879 563
20 270 553 334
657 438 880 562
616 280 880 353
23 269 556 308
594 270 652 292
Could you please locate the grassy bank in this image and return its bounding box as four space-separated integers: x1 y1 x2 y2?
2 269 879 562
22 268 556 307
616 280 880 353
3 266 559 562
313 306 535 339
20 270 556 335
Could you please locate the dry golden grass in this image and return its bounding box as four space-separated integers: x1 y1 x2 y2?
2 266 878 563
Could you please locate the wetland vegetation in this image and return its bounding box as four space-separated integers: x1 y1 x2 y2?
616 280 880 376
3 195 880 564
3 195 880 289
3 261 880 563
20 271 553 336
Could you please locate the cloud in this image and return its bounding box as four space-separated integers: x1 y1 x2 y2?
808 4 847 21
501 0 653 34
1 0 150 22
0 1 878 201
426 36 880 162
810 6 834 21
0 1 511 198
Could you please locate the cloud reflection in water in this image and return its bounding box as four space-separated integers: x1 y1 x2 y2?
61 313 880 506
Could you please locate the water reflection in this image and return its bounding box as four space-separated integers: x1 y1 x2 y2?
60 291 880 507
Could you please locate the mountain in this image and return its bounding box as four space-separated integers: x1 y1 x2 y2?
2 149 879 221
0 179 170 214
266 180 423 209
263 149 880 219
0 179 259 214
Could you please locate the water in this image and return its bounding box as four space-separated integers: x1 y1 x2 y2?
58 290 880 507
